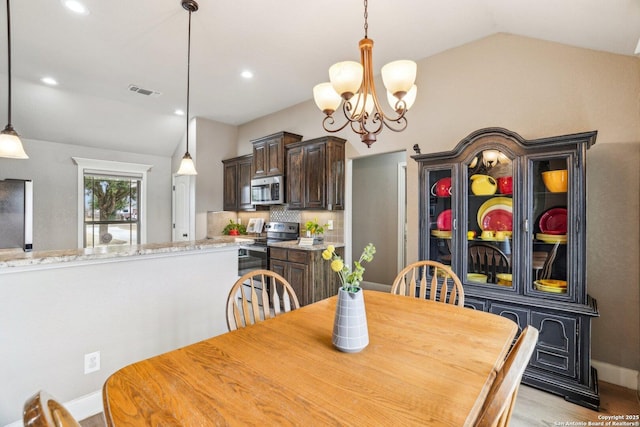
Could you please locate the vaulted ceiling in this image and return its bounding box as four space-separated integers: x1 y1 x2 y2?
1 0 639 156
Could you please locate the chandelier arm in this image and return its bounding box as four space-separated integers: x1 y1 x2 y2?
321 114 354 135
381 115 409 133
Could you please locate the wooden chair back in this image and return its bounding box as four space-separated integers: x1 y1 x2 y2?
475 326 539 427
226 269 300 331
391 260 465 306
23 390 81 427
468 243 511 283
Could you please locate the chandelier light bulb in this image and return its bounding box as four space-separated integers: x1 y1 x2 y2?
329 61 363 99
381 60 417 98
349 92 375 118
387 84 417 112
313 83 342 115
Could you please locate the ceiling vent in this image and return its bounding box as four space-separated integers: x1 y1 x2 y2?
128 84 161 97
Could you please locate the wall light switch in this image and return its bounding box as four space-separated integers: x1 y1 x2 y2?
327 220 334 230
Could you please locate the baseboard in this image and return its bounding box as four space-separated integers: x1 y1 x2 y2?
4 390 102 427
591 359 639 390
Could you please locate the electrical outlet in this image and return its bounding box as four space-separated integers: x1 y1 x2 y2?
84 351 100 374
327 220 334 230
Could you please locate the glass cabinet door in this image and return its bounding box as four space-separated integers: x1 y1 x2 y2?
464 149 515 288
528 156 570 298
425 167 455 266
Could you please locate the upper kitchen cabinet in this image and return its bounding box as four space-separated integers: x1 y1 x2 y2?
222 154 254 211
286 136 346 210
413 127 599 409
251 131 303 178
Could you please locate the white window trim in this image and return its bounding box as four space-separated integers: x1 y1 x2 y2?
72 157 153 249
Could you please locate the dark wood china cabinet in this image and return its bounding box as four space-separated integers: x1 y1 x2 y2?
413 127 599 409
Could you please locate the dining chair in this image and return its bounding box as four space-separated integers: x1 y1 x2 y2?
474 326 539 427
390 260 465 306
23 390 81 427
226 269 300 331
468 242 511 284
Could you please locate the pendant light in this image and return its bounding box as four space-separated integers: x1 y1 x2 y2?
0 0 28 159
176 0 198 175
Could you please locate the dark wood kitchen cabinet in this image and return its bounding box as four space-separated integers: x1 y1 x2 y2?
413 127 599 409
286 136 346 210
269 246 343 306
251 131 303 178
222 154 253 211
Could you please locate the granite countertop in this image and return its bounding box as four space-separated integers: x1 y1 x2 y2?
0 236 253 269
268 240 345 251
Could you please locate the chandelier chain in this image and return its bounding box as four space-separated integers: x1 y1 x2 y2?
363 0 368 38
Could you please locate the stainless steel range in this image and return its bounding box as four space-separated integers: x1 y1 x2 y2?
237 221 299 301
237 221 299 276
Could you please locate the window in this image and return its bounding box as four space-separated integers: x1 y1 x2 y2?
73 157 152 249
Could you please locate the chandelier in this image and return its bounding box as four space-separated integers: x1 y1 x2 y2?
312 0 417 148
0 0 28 159
176 0 198 175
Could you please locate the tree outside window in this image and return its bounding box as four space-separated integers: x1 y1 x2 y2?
84 174 139 247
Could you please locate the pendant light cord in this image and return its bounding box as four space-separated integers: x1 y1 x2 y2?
5 0 13 126
185 6 192 155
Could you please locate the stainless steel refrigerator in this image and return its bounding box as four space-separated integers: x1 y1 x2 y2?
0 179 33 251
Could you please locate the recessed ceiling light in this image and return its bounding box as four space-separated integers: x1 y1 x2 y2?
174 109 185 116
41 77 58 86
61 0 90 16
241 70 253 79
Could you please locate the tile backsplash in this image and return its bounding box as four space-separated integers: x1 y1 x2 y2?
208 207 343 242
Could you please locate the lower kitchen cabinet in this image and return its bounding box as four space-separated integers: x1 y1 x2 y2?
269 246 343 306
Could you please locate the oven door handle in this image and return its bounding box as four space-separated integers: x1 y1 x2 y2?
240 245 267 253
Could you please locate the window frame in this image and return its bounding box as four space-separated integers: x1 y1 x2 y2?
73 157 152 249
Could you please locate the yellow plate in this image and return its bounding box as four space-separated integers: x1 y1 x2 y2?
535 233 567 244
467 273 488 283
535 282 567 293
537 279 567 288
477 197 513 230
431 230 452 239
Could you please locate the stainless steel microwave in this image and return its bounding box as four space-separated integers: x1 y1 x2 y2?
251 175 284 205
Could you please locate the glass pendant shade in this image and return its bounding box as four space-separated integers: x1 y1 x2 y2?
381 60 417 97
313 82 342 115
329 61 363 99
177 152 197 175
0 126 28 159
387 84 417 112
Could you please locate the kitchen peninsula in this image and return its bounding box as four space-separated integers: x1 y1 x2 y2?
0 237 246 425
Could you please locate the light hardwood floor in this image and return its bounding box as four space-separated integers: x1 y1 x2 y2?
81 382 639 426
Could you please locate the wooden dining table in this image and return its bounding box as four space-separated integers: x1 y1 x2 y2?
103 290 518 426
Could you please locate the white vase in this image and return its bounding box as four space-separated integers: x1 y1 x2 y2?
332 287 369 353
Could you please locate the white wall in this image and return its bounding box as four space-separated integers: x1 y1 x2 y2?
0 247 238 425
0 138 173 251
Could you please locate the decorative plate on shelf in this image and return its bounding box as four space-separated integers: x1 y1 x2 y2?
535 233 567 243
436 209 452 231
539 207 567 235
477 197 513 230
481 208 513 231
534 280 567 293
431 229 452 239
